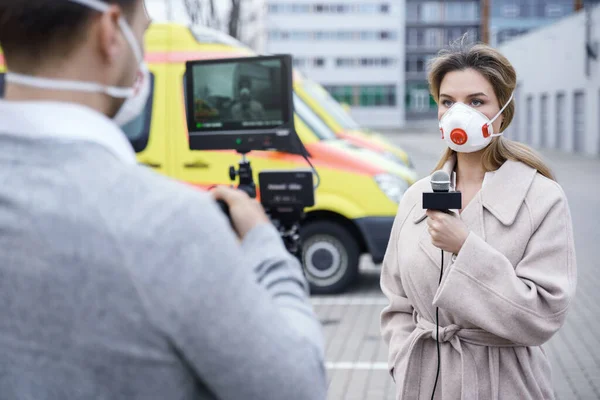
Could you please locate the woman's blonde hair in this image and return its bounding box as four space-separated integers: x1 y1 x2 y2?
428 35 555 181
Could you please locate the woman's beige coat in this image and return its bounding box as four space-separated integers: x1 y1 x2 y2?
380 155 577 400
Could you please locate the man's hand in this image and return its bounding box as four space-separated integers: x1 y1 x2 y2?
211 186 270 239
425 210 469 255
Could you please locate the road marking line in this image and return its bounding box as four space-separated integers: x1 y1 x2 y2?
310 297 388 306
326 362 389 370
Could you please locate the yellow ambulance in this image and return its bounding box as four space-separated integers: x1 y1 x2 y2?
0 23 418 294
293 72 415 168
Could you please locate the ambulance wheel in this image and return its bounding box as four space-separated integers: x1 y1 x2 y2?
300 221 360 295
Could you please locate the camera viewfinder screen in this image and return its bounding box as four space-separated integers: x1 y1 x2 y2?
189 57 289 132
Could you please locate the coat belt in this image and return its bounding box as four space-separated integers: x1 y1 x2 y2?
400 311 518 400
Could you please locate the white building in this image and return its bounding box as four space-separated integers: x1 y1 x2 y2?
265 1 406 129
499 5 600 156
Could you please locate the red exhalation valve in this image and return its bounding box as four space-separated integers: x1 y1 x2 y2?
450 129 468 145
482 124 490 138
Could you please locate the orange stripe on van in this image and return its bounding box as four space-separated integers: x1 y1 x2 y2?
337 132 386 153
145 51 250 64
301 143 384 175
0 54 4 66
192 144 383 176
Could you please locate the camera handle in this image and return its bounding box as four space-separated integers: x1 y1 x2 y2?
227 151 304 264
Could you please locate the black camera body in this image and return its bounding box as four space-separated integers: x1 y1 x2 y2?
259 169 315 210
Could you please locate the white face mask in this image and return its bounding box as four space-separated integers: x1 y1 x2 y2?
439 93 514 153
5 0 150 130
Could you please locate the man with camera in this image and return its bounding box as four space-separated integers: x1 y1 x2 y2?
0 1 326 399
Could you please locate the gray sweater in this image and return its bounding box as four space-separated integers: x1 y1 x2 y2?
0 131 326 399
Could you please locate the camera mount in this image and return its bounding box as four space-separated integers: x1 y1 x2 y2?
228 150 256 199
225 150 314 262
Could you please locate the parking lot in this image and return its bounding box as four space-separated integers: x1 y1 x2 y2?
312 131 600 400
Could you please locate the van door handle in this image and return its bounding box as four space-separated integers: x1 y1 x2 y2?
139 161 162 168
184 160 210 169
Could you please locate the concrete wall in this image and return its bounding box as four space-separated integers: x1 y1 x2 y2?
499 5 600 156
266 0 406 129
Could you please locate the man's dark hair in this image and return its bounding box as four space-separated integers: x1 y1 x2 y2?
0 0 137 69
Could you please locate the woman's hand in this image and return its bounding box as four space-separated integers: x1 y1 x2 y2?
425 210 470 255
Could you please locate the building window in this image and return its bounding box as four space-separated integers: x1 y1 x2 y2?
501 4 520 17
313 58 325 67
424 28 444 48
293 58 307 68
407 3 420 21
545 4 564 17
444 2 479 22
573 91 585 153
406 55 434 73
555 92 565 149
445 2 462 22
407 28 418 47
540 94 548 148
421 2 442 22
466 28 478 43
447 28 464 43
335 57 397 68
268 3 396 14
325 85 396 107
405 83 436 113
325 85 354 106
270 30 397 41
412 89 430 111
407 28 425 48
463 2 479 21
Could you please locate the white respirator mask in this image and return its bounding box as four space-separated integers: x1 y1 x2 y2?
438 93 514 153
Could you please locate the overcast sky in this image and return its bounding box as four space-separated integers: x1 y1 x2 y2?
145 0 231 24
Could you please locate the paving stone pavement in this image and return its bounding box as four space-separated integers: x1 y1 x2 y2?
311 132 600 400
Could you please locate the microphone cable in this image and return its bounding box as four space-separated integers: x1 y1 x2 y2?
431 249 444 400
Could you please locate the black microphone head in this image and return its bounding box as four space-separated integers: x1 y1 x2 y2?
431 170 451 192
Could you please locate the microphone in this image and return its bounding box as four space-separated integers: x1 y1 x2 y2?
423 170 462 211
424 170 463 400
430 170 451 192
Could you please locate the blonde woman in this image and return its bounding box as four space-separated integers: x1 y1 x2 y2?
380 39 577 399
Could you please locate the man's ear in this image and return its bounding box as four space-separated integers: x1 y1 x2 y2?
97 5 124 63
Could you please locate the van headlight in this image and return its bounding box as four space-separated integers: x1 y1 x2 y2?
374 174 409 204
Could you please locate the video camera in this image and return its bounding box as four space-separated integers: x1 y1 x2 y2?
184 55 316 258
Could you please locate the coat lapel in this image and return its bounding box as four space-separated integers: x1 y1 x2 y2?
480 159 537 226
